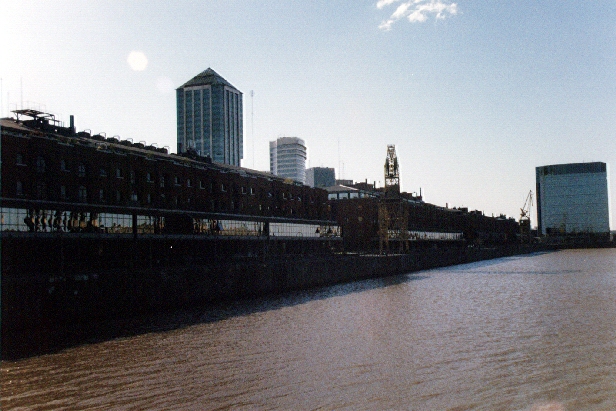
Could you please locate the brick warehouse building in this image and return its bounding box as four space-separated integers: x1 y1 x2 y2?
1 110 330 231
1 109 519 248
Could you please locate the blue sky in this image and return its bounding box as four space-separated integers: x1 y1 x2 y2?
2 1 615 224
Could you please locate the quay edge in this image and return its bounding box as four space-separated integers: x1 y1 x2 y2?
2 235 533 360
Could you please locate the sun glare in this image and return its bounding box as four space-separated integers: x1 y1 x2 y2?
127 51 148 71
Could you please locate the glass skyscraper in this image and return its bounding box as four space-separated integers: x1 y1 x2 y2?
177 68 243 166
536 162 612 235
306 167 335 188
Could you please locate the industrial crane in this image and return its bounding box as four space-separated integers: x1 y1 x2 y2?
520 190 533 243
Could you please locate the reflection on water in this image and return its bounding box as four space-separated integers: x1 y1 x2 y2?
2 249 616 410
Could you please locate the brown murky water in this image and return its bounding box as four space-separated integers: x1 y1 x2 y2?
2 249 616 410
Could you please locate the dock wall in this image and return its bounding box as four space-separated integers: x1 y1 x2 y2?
2 235 525 358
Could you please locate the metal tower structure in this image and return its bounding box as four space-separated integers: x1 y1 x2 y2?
378 145 408 253
384 144 400 198
520 190 533 244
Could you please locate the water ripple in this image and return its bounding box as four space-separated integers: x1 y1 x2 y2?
2 249 616 410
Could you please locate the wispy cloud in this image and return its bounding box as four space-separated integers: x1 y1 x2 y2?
376 0 399 9
378 0 458 30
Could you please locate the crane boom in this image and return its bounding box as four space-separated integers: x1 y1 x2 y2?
520 190 533 244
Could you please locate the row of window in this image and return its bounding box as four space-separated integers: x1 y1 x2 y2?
17 154 122 178
13 178 316 204
0 208 162 234
13 181 318 217
328 192 376 200
0 207 339 237
14 154 278 195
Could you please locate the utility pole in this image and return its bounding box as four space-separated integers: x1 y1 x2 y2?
250 90 254 169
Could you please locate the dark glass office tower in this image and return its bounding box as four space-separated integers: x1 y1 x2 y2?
177 68 243 166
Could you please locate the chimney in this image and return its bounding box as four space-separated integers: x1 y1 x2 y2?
70 115 75 134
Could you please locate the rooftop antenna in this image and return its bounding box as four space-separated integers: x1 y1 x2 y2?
250 90 254 168
20 77 23 109
337 138 341 180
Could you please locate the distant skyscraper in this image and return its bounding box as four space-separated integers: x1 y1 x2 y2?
176 68 243 166
536 162 612 235
306 167 335 188
269 137 307 184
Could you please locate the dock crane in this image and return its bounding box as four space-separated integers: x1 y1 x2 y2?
520 190 533 244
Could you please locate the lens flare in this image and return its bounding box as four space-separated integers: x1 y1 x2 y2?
127 51 148 71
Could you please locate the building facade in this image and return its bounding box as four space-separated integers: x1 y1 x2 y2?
536 162 612 235
306 167 335 188
1 110 331 236
269 137 306 184
176 68 243 166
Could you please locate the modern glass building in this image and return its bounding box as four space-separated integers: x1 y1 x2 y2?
177 68 243 166
536 162 612 235
269 137 307 184
306 167 335 188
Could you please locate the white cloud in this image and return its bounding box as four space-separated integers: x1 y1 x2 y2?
379 19 395 31
376 0 399 10
377 0 458 30
392 3 412 19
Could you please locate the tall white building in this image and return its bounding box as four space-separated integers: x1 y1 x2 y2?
269 137 307 184
536 162 612 235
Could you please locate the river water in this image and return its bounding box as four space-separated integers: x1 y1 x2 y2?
2 249 616 410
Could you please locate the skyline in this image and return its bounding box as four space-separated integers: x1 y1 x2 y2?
2 1 615 225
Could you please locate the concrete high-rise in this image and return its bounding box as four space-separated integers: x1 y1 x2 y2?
536 162 612 235
306 167 335 188
269 137 306 184
176 68 243 166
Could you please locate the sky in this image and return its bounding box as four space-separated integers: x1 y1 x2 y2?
2 0 616 225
